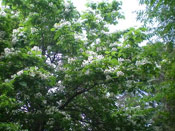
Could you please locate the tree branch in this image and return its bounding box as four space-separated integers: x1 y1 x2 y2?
59 84 96 110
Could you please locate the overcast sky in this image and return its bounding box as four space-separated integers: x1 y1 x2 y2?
72 0 145 31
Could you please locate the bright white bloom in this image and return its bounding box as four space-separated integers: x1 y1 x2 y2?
82 60 90 66
111 48 117 51
30 4 34 8
135 58 150 66
106 92 110 98
4 48 11 55
96 47 102 52
96 55 104 60
106 75 112 80
31 27 37 33
117 43 123 47
48 2 54 7
5 79 10 82
4 48 19 57
31 46 41 52
109 43 117 47
11 66 51 80
54 20 71 29
17 70 24 76
11 74 17 79
118 58 125 62
104 67 118 74
12 27 25 44
103 47 107 50
96 38 100 45
47 46 52 50
117 71 124 77
86 51 97 56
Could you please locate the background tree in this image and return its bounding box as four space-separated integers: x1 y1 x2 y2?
139 0 175 130
0 0 168 130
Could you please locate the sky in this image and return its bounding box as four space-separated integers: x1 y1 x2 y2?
72 0 145 31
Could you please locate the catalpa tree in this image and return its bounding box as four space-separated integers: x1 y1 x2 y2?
0 0 161 130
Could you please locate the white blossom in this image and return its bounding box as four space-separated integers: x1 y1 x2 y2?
118 58 125 62
96 55 104 60
31 27 37 33
104 67 118 74
109 43 117 47
43 100 47 104
116 71 124 77
135 58 150 66
31 46 41 52
35 92 42 98
11 74 17 79
5 79 10 82
96 38 100 45
30 4 34 8
3 48 20 57
47 46 52 50
54 20 71 29
96 47 102 52
106 75 112 80
12 27 25 44
68 57 76 64
111 48 117 51
48 2 54 7
17 70 24 76
4 48 11 56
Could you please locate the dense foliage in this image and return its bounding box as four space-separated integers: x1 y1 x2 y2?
0 0 174 130
138 0 175 130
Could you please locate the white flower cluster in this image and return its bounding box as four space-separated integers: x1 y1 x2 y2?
96 46 107 52
46 106 70 119
0 10 6 16
65 74 72 80
12 27 25 44
48 2 54 7
35 92 42 98
31 46 41 52
56 81 65 92
104 67 118 74
109 43 118 47
56 63 67 71
68 57 77 64
116 71 124 77
106 75 112 80
46 106 59 115
4 48 14 56
74 33 87 41
31 27 38 33
135 58 150 66
111 48 117 51
118 57 125 62
86 51 97 56
27 46 42 58
11 66 51 80
82 51 104 66
4 79 10 83
126 80 133 88
4 48 20 57
54 20 71 29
